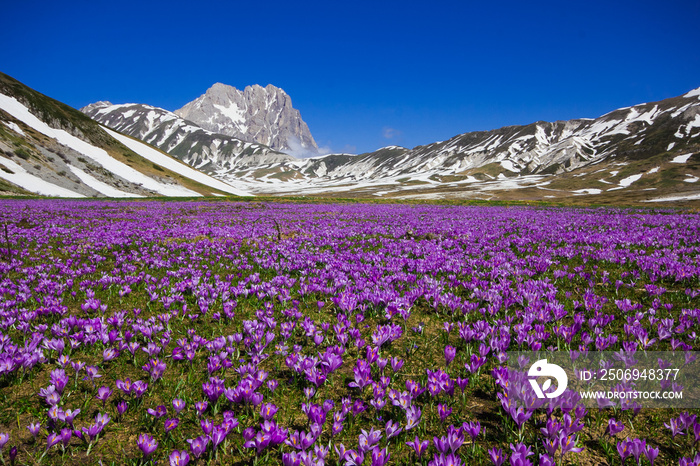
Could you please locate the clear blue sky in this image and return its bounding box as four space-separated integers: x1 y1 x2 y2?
2 0 699 155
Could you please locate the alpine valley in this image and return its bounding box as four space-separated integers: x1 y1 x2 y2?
1 71 699 204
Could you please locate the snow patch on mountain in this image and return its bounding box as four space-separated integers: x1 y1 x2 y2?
67 165 139 198
0 156 84 197
683 88 700 99
619 173 643 187
671 153 694 163
2 121 25 136
0 93 200 197
104 128 250 196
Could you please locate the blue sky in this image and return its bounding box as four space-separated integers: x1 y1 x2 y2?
2 0 699 155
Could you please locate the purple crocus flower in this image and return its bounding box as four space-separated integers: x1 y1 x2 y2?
164 418 179 433
137 433 158 458
390 357 404 372
202 379 223 403
172 398 186 414
116 378 133 395
50 369 69 394
187 435 209 459
385 420 402 439
46 432 61 450
96 386 113 406
437 404 452 423
627 438 646 465
285 430 316 451
39 385 60 406
617 439 631 461
645 445 659 466
103 348 119 362
249 392 264 406
61 408 80 427
147 405 167 419
132 380 148 398
95 412 110 428
332 421 344 436
559 433 583 455
282 452 303 466
509 443 533 466
605 418 625 437
0 433 9 450
267 379 279 392
433 435 453 454
542 437 559 457
444 345 456 366
455 377 469 394
245 431 272 454
370 446 390 466
195 401 208 416
211 424 228 449
406 436 429 458
60 428 72 447
47 405 63 422
142 358 167 382
539 417 561 439
260 402 278 420
509 405 533 429
169 449 190 466
430 453 463 466
665 417 685 438
80 423 104 442
223 411 239 431
200 419 214 436
358 427 382 452
304 387 316 400
405 405 422 430
71 360 86 375
83 365 101 382
27 422 41 438
463 421 481 440
344 449 365 466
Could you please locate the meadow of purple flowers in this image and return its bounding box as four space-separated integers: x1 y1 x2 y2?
0 199 698 465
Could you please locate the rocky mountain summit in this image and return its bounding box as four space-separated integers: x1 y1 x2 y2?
174 83 318 155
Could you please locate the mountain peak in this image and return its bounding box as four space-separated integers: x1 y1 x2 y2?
80 101 113 113
175 82 316 154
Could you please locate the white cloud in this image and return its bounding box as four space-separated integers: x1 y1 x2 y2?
283 136 321 158
283 136 342 158
383 127 402 139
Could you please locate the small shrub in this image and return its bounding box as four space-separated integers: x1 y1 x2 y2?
14 147 31 160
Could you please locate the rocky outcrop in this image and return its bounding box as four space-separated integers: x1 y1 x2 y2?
175 83 318 155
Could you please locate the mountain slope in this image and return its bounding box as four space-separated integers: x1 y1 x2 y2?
174 83 318 155
81 101 294 176
221 88 699 202
82 80 700 203
0 72 249 197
